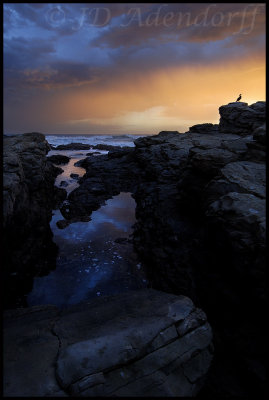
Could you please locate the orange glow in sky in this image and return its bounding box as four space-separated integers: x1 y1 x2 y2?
4 3 265 135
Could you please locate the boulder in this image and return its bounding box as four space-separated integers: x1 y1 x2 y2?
55 143 92 150
47 154 70 165
205 161 265 206
92 144 128 151
56 219 70 229
86 151 102 156
189 123 219 134
206 191 265 245
70 173 79 179
187 147 238 176
60 181 68 187
219 101 265 135
108 147 133 158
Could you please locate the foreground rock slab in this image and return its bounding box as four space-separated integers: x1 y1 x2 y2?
3 305 66 397
4 289 213 397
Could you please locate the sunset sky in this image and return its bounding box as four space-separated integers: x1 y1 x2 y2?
4 3 265 135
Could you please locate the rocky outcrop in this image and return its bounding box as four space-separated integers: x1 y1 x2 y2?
4 289 213 397
130 104 266 396
54 143 92 150
52 143 128 151
92 143 128 151
3 133 65 307
86 151 101 155
219 101 265 134
47 154 70 165
60 148 137 221
189 123 219 134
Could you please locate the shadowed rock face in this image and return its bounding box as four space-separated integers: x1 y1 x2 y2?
219 101 265 135
130 105 266 396
189 123 219 134
3 289 213 397
54 143 92 150
47 154 70 165
3 133 66 308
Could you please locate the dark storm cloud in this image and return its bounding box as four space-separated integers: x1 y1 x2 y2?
4 3 146 37
5 61 98 90
3 2 265 94
4 36 56 70
22 62 98 89
91 3 265 48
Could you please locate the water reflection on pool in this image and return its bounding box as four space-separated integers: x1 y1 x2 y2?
27 192 147 308
48 149 107 194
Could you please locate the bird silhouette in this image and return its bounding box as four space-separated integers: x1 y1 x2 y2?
236 94 242 102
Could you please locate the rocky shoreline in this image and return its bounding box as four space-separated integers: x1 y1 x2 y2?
3 101 266 396
3 132 67 308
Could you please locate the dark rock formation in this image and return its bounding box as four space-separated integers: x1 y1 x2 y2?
92 143 127 151
131 104 266 396
245 123 266 162
3 133 63 307
189 123 219 134
86 151 101 155
56 219 71 229
253 123 266 144
57 101 267 396
53 187 67 208
47 154 70 165
219 101 265 134
3 101 266 396
60 180 69 187
54 143 92 150
60 147 137 221
4 289 213 397
3 305 65 397
70 173 79 179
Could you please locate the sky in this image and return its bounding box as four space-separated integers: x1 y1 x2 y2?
3 3 266 135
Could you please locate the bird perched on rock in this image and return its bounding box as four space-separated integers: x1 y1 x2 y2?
236 94 242 102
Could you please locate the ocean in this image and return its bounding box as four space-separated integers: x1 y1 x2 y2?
45 133 147 148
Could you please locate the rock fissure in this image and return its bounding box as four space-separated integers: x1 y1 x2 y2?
51 316 63 358
63 326 180 389
65 323 180 389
